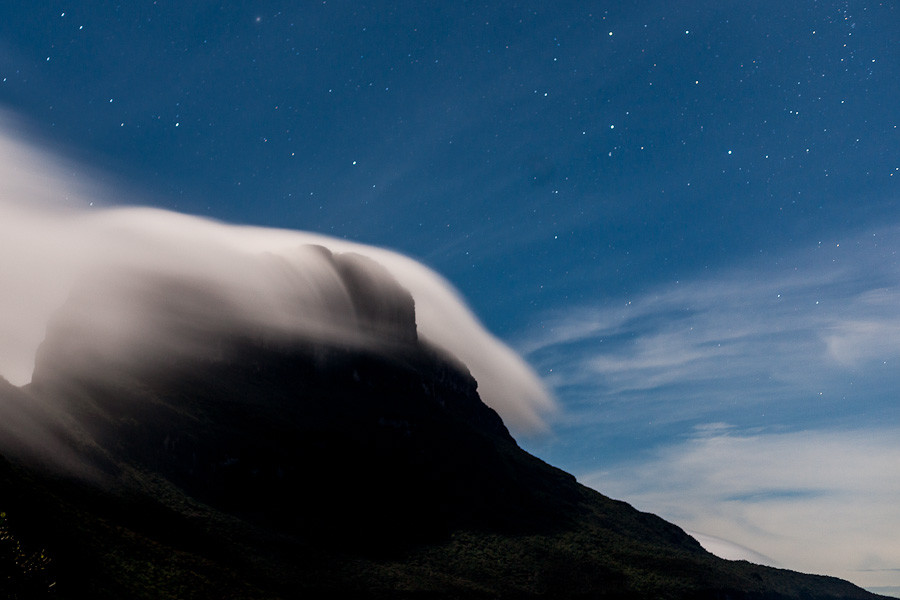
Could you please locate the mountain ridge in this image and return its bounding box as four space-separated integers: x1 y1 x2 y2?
1 336 889 599
0 252 891 599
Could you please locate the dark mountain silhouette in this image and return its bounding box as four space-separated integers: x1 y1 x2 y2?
0 251 891 599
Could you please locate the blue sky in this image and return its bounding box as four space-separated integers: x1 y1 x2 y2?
1 1 898 594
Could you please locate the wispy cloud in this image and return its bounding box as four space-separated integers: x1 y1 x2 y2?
519 229 900 429
515 225 900 591
579 426 900 591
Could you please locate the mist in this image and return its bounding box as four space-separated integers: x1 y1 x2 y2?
0 118 554 436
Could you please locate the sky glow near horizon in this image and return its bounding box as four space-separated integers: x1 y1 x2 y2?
0 2 898 595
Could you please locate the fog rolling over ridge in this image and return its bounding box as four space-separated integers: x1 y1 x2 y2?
0 121 555 440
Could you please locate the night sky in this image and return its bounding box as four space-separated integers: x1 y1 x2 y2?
1 2 898 594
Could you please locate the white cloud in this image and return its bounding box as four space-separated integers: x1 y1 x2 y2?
0 115 554 434
518 228 900 427
580 427 900 591
824 318 900 367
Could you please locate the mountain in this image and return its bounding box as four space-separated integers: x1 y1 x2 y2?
0 252 891 599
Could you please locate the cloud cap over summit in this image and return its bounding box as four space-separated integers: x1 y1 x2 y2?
0 125 554 434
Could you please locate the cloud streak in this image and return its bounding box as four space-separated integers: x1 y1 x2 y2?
516 222 900 592
580 426 900 592
0 115 554 435
520 229 900 430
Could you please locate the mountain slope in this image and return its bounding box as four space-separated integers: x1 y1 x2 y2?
0 254 891 599
1 338 888 599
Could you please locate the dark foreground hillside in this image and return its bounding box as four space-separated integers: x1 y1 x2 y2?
0 255 890 599
0 338 888 600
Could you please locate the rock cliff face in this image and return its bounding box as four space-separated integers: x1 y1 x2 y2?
0 252 891 599
328 249 418 345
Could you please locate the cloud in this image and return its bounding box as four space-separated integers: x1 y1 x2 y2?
514 223 900 591
0 114 554 435
579 427 900 592
519 229 900 429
